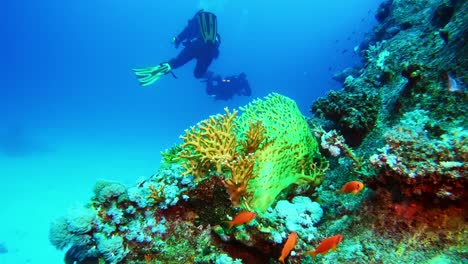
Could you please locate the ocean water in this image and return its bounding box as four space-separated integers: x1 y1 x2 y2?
0 0 383 263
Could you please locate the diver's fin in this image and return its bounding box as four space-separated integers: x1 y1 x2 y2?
132 63 172 87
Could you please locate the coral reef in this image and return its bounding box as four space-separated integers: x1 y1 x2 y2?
311 89 381 146
179 93 328 212
50 94 329 263
263 196 323 244
308 0 468 263
50 1 468 263
369 109 467 200
50 165 201 264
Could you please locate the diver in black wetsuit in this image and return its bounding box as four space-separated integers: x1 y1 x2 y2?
133 10 220 86
203 72 252 101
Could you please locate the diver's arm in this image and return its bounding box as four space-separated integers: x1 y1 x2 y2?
174 20 196 44
173 11 202 46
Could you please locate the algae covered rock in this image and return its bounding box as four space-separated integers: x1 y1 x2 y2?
311 90 381 146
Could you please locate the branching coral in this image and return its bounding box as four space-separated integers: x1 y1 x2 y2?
223 153 256 206
179 108 238 179
223 121 268 205
147 185 165 204
178 108 267 205
161 144 183 164
239 120 268 155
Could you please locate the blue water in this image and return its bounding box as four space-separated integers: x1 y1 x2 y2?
0 0 382 262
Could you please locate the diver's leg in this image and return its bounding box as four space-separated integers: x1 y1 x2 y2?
193 56 214 79
168 46 196 69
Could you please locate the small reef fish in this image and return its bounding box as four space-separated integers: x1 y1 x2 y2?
339 181 364 195
226 211 256 230
445 73 465 93
278 232 298 264
306 234 343 259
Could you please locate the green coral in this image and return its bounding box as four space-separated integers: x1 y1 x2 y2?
161 144 183 164
236 93 328 212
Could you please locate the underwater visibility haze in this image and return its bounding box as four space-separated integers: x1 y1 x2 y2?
1 0 467 263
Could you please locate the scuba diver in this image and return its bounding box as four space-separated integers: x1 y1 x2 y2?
133 10 220 86
203 72 252 101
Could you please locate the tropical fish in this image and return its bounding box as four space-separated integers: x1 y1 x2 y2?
306 234 343 259
339 181 364 195
278 232 298 264
226 211 256 230
445 73 465 93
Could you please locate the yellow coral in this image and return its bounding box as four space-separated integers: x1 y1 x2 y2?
147 185 165 204
239 120 268 154
223 153 256 205
179 108 238 179
178 109 267 205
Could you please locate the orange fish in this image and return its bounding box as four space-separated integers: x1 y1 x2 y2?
339 181 364 195
278 232 298 264
226 211 256 230
306 234 343 259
